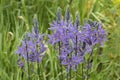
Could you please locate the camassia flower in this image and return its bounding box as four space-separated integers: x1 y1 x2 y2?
49 8 85 71
82 20 107 53
49 7 107 71
16 19 46 68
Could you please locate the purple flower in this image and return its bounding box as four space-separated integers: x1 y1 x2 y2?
49 8 107 72
33 18 39 36
16 40 36 59
17 59 24 68
56 7 62 23
16 18 46 68
82 21 107 53
65 6 71 23
49 9 85 71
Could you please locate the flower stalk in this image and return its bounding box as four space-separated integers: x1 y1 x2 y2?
25 39 30 80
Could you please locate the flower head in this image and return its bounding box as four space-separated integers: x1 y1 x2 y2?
82 21 107 53
16 18 46 68
49 8 85 71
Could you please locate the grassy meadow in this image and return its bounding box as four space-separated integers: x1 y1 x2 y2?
0 0 120 80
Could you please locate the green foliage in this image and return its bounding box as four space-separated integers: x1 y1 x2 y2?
0 0 120 80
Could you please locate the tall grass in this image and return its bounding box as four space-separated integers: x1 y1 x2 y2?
0 0 120 80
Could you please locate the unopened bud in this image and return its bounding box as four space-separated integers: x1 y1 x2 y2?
8 32 14 41
18 16 24 20
65 6 70 23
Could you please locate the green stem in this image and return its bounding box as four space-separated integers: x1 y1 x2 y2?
82 63 84 80
70 65 72 80
58 42 63 79
25 41 30 80
37 62 40 80
67 69 69 80
21 69 24 80
86 49 93 80
75 35 78 80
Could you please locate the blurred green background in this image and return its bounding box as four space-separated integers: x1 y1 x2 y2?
0 0 120 80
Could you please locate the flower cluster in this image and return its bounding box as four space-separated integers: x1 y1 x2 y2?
49 8 107 71
16 19 46 68
81 20 107 53
15 7 107 80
